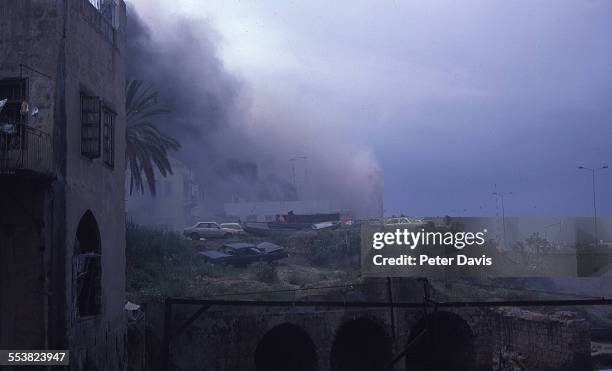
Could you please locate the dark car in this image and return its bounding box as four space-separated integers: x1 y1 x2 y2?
199 242 288 266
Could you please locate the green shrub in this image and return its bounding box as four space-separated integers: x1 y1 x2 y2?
126 224 216 300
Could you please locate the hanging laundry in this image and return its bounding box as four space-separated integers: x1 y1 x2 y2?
20 100 29 115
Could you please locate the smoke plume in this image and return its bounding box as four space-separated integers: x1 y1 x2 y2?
125 5 382 218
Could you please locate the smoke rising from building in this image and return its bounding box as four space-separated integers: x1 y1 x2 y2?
125 5 382 218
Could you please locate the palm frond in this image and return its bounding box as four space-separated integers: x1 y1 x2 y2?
125 80 181 195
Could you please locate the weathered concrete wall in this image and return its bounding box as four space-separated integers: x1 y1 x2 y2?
491 308 591 371
0 0 62 354
62 0 128 369
0 0 59 136
141 301 494 371
0 181 52 350
135 298 592 371
0 1 128 370
145 304 403 371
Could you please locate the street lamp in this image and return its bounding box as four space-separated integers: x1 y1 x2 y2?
578 165 608 245
290 155 309 202
492 191 512 248
289 158 297 195
295 155 309 202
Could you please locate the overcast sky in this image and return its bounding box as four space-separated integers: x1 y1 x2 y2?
130 0 612 217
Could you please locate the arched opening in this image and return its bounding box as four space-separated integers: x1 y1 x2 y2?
330 317 392 371
75 210 101 317
255 323 318 371
405 311 473 371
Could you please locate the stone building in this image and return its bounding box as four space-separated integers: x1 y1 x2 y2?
126 156 202 232
0 1 127 370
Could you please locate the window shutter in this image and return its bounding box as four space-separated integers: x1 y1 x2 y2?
81 95 101 158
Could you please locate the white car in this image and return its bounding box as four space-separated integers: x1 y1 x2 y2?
183 222 239 240
220 223 246 234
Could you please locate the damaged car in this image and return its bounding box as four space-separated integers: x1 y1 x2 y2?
199 242 288 266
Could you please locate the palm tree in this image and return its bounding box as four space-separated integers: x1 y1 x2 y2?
126 80 180 195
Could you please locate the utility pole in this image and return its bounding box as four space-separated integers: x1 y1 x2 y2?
295 155 308 205
493 191 512 248
289 158 297 196
578 165 608 246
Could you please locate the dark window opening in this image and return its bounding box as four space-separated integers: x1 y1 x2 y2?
75 210 102 317
255 323 318 371
405 312 473 371
330 317 392 371
102 107 115 167
81 95 101 158
0 78 27 125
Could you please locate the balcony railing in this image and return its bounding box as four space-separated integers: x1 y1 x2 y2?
0 124 52 176
72 0 118 45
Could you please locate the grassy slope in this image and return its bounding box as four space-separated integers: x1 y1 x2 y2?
126 224 361 302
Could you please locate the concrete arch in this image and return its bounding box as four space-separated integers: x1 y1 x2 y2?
330 316 393 371
75 209 100 254
74 209 102 317
405 311 474 371
255 322 318 371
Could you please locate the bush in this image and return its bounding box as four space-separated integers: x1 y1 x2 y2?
287 227 361 266
253 262 279 284
126 223 216 300
287 272 318 286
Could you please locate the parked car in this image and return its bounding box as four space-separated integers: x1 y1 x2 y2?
385 217 426 226
219 223 246 234
183 222 240 240
199 242 288 266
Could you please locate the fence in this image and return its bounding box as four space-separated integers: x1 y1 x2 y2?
0 124 52 175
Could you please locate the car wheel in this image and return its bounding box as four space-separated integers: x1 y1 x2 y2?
190 233 200 240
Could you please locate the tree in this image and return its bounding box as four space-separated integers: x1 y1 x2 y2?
125 80 180 195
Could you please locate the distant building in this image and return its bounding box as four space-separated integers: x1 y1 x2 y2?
126 157 202 231
224 199 339 222
0 1 127 370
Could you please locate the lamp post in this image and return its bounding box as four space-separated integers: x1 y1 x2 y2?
295 155 308 203
289 158 297 198
492 191 512 248
578 165 608 245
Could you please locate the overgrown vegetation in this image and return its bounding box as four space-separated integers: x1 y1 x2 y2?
126 224 361 303
126 223 217 300
286 227 361 266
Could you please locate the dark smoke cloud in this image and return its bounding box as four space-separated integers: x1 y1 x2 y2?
125 5 382 217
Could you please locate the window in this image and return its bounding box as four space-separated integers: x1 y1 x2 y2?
0 78 27 124
102 107 115 167
75 210 102 317
81 95 101 158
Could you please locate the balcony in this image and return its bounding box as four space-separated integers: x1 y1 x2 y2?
0 124 53 176
72 0 118 45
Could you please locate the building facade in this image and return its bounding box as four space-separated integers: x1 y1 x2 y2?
126 156 202 232
223 199 337 222
0 1 127 370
